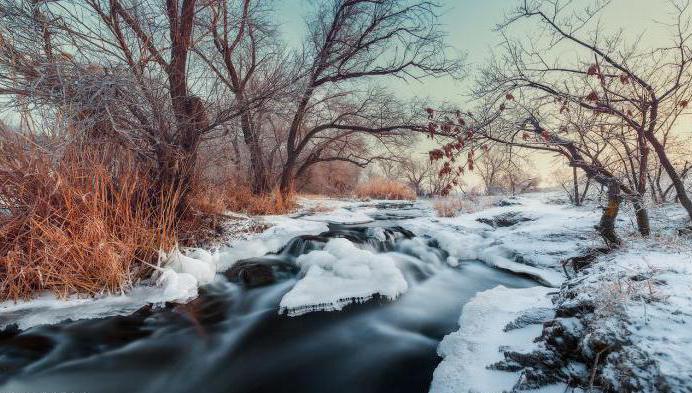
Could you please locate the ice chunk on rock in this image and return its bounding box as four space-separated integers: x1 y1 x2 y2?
163 248 216 285
279 238 408 316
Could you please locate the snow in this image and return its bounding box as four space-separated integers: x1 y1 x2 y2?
279 238 408 316
426 195 692 392
162 247 216 285
5 190 691 393
403 193 601 287
0 271 198 330
554 236 692 392
430 285 569 393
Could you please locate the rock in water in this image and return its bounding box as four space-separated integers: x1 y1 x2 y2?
224 258 299 287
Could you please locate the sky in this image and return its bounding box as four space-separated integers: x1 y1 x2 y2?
273 0 689 186
275 0 677 101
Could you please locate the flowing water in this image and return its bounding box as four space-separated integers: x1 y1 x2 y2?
0 204 541 393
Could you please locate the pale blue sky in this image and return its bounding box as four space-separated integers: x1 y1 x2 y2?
274 0 678 102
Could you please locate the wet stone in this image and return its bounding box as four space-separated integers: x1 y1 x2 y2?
224 258 299 287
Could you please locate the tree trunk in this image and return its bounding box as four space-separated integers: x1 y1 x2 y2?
279 154 295 197
598 179 622 247
645 131 692 221
573 166 580 206
634 202 651 237
634 134 651 236
239 111 271 195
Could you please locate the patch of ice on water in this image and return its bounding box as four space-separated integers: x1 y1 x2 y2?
279 238 408 316
430 285 571 393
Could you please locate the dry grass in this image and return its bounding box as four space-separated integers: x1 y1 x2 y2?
190 182 296 216
432 195 502 217
0 134 178 301
433 198 466 217
354 178 416 200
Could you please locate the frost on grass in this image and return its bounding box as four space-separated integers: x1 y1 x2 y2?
430 285 568 393
279 238 408 316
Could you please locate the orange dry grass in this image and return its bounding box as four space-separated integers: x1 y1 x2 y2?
191 183 296 216
0 137 177 301
354 178 416 200
432 197 465 217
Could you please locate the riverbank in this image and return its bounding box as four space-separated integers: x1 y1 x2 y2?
421 193 692 393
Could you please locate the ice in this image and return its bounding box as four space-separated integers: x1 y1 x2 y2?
430 285 568 393
212 216 330 270
162 247 216 285
279 238 408 316
0 269 198 330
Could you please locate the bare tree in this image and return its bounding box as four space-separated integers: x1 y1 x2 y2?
479 0 692 228
195 0 296 194
277 0 461 195
0 0 233 210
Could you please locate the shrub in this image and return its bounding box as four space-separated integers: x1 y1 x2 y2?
354 178 416 200
432 195 502 217
0 133 177 301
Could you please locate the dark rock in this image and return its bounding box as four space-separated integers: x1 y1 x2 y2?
497 198 521 207
504 307 554 331
477 212 533 228
564 247 611 272
677 225 692 236
280 235 329 256
224 258 299 287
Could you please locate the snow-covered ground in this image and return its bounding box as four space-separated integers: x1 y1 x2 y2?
425 194 692 393
401 194 602 287
430 285 571 393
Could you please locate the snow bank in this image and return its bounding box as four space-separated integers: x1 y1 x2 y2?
549 245 692 392
404 194 599 287
0 272 197 330
430 285 567 393
279 238 408 316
